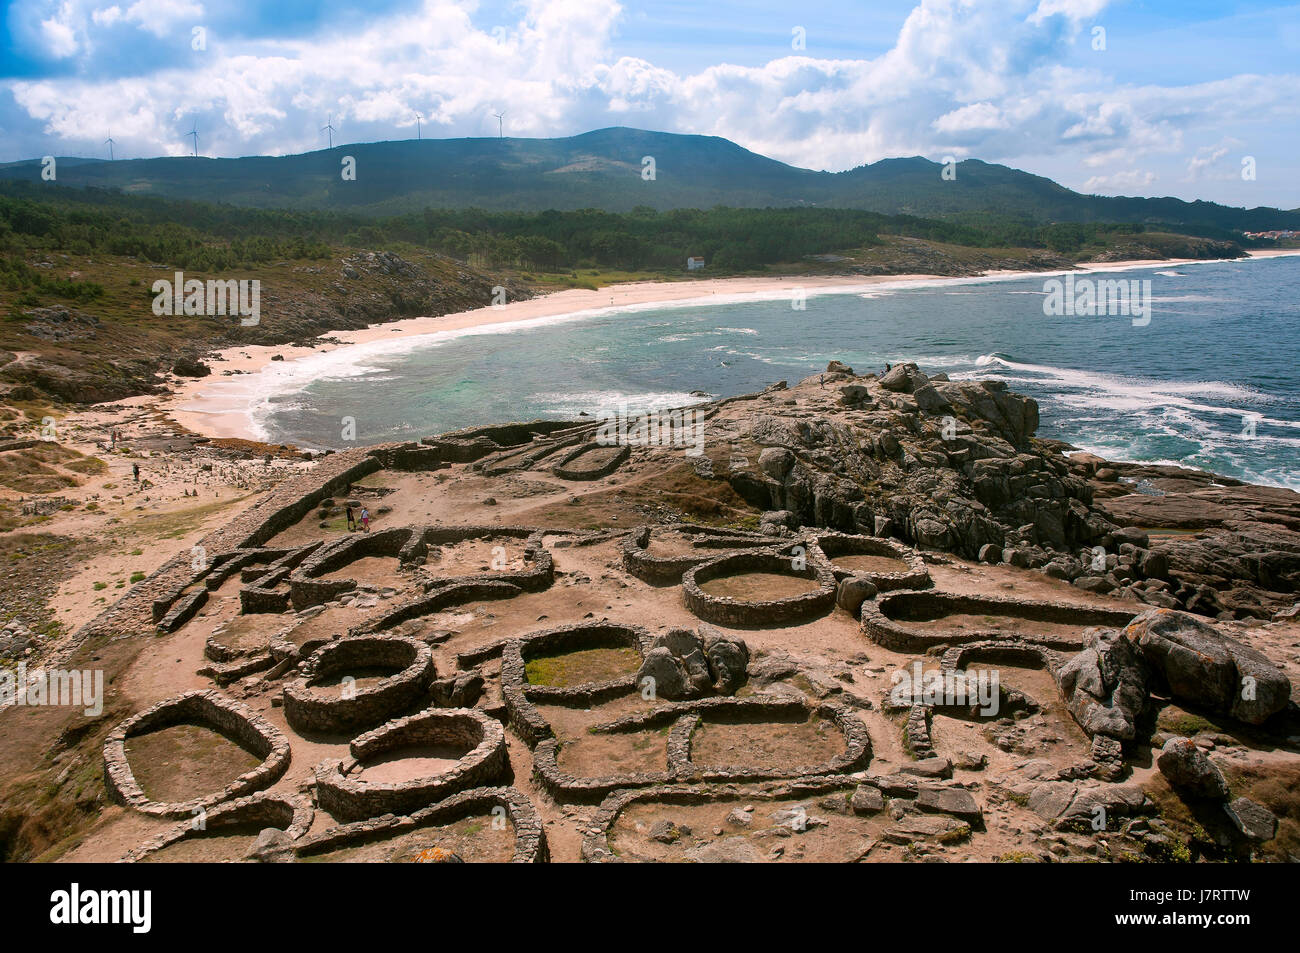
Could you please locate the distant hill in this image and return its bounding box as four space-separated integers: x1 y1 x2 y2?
2 127 1296 231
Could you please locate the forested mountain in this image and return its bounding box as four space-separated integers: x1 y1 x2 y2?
1 127 1295 231
0 180 1244 280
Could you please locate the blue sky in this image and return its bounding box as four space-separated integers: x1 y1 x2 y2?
2 0 1297 207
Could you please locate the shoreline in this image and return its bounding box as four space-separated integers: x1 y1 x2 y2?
162 249 1300 444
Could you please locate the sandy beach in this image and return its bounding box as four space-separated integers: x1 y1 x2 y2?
163 250 1300 443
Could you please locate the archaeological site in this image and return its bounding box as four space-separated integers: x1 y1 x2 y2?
7 361 1296 870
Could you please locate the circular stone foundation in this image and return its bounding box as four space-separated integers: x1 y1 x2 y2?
283 635 435 734
120 793 314 863
529 696 871 802
862 591 1137 651
501 622 651 745
104 690 291 819
811 532 931 591
295 786 548 863
683 550 836 626
315 708 509 821
621 524 775 585
414 526 554 593
288 527 420 610
939 639 1060 674
582 776 866 863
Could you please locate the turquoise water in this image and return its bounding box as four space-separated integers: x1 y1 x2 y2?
257 256 1300 489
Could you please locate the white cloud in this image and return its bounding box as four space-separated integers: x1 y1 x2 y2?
118 0 206 38
91 5 123 27
4 0 1298 204
1083 169 1157 192
1186 138 1243 180
39 3 81 58
932 102 1010 135
1029 0 1108 26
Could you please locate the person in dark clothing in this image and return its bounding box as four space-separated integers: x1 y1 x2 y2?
345 504 357 532
132 463 140 483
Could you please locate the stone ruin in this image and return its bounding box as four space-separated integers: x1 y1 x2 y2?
82 375 1298 863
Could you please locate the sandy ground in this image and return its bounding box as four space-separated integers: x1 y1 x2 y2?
2 396 311 637
162 250 1300 442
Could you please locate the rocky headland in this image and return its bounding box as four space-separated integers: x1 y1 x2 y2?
712 361 1299 622
0 358 1296 865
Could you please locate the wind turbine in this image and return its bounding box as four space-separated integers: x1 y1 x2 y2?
415 113 422 140
187 122 199 157
105 137 115 161
492 109 505 139
322 113 337 149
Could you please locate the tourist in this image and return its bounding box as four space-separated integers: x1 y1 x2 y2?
360 507 370 532
345 504 356 532
132 462 140 483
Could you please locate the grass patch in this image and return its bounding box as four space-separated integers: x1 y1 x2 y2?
524 646 640 688
1219 761 1300 862
937 823 972 845
64 457 108 475
127 494 256 541
1156 708 1218 737
0 444 106 492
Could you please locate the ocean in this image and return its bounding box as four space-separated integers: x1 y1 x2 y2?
248 255 1300 490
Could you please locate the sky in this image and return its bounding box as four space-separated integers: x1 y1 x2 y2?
1 0 1297 207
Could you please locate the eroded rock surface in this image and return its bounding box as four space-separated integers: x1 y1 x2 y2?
1127 609 1291 724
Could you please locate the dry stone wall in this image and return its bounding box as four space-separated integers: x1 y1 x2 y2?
315 708 508 821
103 689 291 819
862 589 1137 651
295 786 548 863
118 793 313 863
283 635 435 734
683 549 837 626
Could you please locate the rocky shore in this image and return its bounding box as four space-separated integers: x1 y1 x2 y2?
0 249 533 405
710 361 1298 622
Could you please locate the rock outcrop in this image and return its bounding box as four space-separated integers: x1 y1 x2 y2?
1156 737 1230 800
172 356 211 378
1126 609 1291 724
733 367 1090 565
702 626 750 695
1092 463 1300 620
635 627 750 700
1056 627 1148 741
710 363 1300 620
1224 797 1277 841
